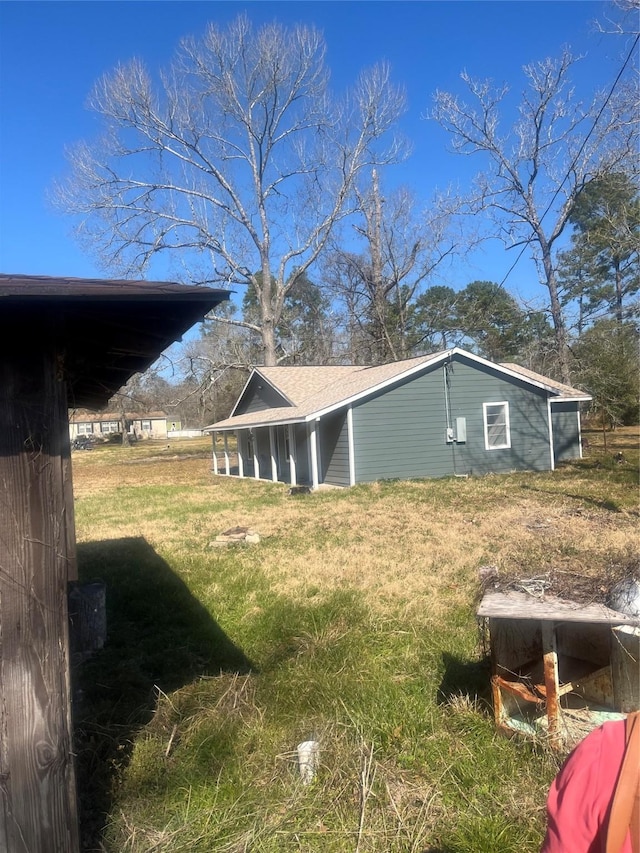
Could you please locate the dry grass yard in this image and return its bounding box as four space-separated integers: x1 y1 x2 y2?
70 427 639 852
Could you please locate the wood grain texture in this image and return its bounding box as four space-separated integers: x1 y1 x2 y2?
0 343 79 852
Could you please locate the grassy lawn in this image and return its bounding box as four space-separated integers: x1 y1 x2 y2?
70 427 639 852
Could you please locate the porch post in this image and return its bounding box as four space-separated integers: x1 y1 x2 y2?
252 431 260 480
577 409 584 459
547 399 555 471
309 419 319 490
212 431 219 475
347 406 356 487
223 433 230 475
269 427 278 482
237 431 244 478
0 343 80 853
288 423 297 487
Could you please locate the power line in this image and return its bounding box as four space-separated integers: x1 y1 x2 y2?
499 33 639 289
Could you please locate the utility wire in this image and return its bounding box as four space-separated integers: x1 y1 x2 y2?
498 32 639 290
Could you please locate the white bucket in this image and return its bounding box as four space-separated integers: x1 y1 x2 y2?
296 740 319 785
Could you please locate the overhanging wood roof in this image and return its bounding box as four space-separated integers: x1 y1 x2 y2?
205 348 591 432
0 274 229 408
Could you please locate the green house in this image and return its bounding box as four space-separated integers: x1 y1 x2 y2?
204 349 591 489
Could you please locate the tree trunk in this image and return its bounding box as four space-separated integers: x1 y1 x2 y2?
542 247 571 383
614 259 623 324
258 262 278 367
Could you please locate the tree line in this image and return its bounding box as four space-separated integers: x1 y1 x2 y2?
56 13 639 428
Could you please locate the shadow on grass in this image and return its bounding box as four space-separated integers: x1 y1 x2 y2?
72 537 254 853
437 651 492 708
517 481 629 513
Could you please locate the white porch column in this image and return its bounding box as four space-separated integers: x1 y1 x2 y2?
347 406 356 487
252 432 260 480
547 399 555 471
288 423 297 486
577 409 584 459
223 433 230 475
212 431 219 475
309 419 319 490
269 426 278 482
237 431 244 478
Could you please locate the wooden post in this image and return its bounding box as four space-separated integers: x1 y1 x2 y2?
288 424 297 487
0 343 80 852
541 621 561 749
237 431 244 478
212 432 219 475
269 427 278 482
223 433 230 475
309 420 319 490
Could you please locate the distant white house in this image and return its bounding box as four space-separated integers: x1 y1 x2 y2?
68 410 181 441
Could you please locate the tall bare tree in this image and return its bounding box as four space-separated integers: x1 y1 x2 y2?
431 49 637 382
55 15 406 365
325 171 457 363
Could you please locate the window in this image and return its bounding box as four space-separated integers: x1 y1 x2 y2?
77 423 93 435
483 402 511 450
100 421 120 434
141 420 151 432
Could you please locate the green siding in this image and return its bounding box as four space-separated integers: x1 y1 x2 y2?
293 423 310 484
321 411 350 486
255 429 272 477
551 402 582 462
352 367 454 482
446 358 551 475
235 375 290 415
352 356 553 483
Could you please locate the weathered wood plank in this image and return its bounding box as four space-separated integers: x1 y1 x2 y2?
478 590 640 624
0 345 79 852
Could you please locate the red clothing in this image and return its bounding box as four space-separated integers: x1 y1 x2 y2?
541 719 633 852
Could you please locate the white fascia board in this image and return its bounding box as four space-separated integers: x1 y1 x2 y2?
549 395 592 404
228 367 294 418
304 351 452 422
204 416 305 433
301 346 572 423
228 368 259 418
456 349 564 395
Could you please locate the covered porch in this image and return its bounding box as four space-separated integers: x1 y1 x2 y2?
207 411 356 490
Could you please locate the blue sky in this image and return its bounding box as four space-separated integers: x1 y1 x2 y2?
0 0 633 313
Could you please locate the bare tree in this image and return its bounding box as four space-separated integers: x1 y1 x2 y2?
55 15 406 366
325 171 458 363
431 49 638 382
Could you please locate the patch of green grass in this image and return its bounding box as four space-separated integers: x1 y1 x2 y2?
71 431 637 852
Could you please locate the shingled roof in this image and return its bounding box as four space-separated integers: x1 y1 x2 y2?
206 349 590 432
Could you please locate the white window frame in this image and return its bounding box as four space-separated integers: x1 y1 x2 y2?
77 423 93 435
141 419 151 432
483 402 511 450
100 421 120 434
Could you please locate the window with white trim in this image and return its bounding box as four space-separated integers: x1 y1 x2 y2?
141 419 151 432
100 421 120 434
77 423 93 435
483 402 511 450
